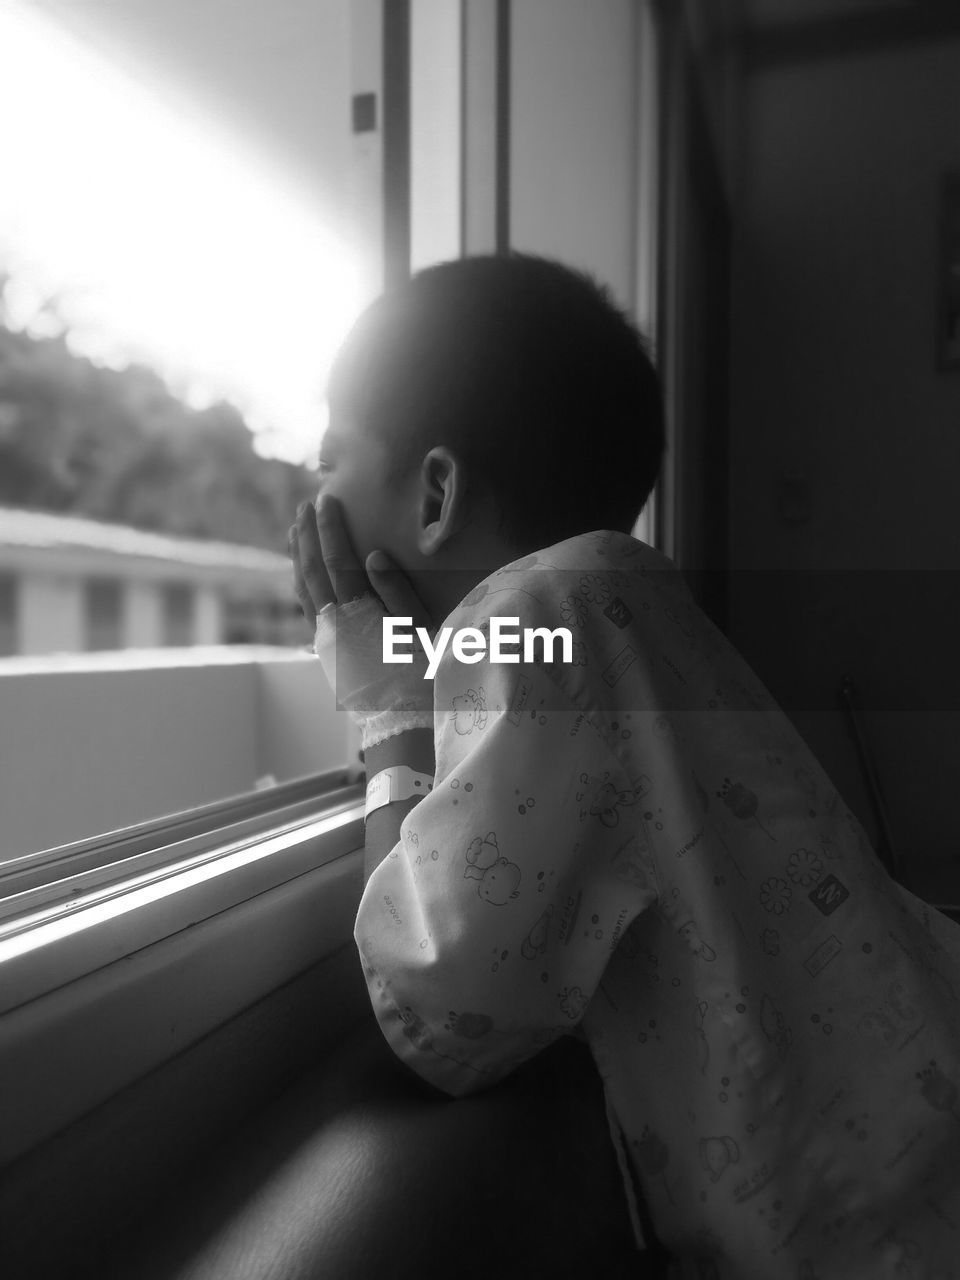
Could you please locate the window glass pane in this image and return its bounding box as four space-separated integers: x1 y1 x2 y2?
0 0 379 860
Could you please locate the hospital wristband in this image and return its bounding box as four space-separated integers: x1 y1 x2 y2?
364 766 435 821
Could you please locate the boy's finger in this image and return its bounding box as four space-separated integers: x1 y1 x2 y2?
292 508 335 615
315 494 370 603
288 528 319 626
366 549 433 633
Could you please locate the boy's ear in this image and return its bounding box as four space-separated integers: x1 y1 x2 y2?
416 446 465 555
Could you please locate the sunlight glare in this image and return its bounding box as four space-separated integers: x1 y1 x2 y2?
0 1 370 462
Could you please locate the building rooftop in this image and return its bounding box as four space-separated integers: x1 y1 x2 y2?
0 506 289 574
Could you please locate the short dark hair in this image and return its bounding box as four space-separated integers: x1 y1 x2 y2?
327 252 664 550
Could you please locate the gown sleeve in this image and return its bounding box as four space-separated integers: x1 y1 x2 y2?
354 622 659 1097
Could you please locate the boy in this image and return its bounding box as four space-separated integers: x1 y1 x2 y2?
290 254 960 1278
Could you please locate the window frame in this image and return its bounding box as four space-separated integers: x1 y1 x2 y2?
0 769 363 1014
0 798 366 1168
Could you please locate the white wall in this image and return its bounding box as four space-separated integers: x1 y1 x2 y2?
194 586 222 645
728 39 960 895
461 0 498 256
410 0 462 271
509 0 641 313
404 0 656 346
17 573 246 654
0 651 348 859
20 575 83 655
507 0 659 545
126 581 163 648
349 0 385 300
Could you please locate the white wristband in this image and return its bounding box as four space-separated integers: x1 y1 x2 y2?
364 766 435 821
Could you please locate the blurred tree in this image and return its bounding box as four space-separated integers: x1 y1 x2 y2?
0 272 318 553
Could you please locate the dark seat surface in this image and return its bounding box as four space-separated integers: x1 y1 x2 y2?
108 1014 669 1280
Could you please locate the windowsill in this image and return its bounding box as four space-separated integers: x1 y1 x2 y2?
0 782 364 1013
0 784 367 1166
0 652 367 1166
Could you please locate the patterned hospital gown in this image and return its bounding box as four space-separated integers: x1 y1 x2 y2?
353 530 960 1279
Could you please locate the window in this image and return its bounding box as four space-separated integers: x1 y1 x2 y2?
83 577 124 652
161 582 195 647
0 0 376 1194
0 0 376 868
0 572 17 656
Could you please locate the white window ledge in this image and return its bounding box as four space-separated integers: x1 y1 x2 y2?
0 780 366 1165
0 777 364 1012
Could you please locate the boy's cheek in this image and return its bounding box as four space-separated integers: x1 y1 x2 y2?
332 489 394 567
316 479 362 546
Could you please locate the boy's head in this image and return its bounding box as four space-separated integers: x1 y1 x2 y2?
321 252 663 568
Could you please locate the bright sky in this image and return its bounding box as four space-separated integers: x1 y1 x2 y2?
0 1 370 464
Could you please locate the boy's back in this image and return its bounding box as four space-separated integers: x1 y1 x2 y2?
355 530 960 1279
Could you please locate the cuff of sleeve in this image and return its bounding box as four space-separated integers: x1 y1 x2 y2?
360 706 436 749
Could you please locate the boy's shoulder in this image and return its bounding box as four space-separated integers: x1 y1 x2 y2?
441 530 690 688
497 529 672 578
445 530 683 631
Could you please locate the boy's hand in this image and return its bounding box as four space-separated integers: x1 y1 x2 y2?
289 494 430 631
288 495 435 748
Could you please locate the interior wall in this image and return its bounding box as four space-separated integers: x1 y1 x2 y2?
679 0 742 203
728 38 960 897
509 0 640 313
508 0 666 547
410 0 462 271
